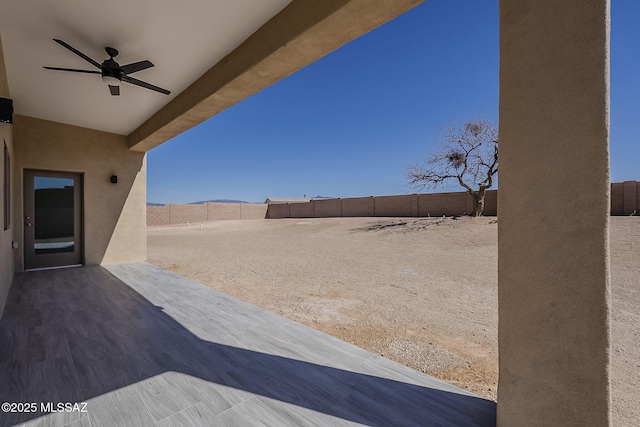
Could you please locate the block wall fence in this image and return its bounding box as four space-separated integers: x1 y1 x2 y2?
147 202 268 226
147 181 639 225
266 190 499 219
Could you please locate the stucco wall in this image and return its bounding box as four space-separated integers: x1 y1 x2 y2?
498 0 611 424
0 34 9 98
0 35 14 319
0 123 13 319
12 115 146 270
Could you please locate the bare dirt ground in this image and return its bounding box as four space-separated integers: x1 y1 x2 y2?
147 216 639 425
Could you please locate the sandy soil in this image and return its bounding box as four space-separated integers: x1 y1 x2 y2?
147 216 639 425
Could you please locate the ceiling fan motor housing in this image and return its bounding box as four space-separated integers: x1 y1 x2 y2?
102 57 122 83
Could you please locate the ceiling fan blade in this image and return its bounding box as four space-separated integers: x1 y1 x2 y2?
53 39 103 69
122 75 170 95
43 66 101 74
109 85 120 96
120 60 154 75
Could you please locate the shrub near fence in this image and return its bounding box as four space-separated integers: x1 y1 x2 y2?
148 181 638 225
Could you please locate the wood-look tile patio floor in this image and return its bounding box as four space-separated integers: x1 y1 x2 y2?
0 263 495 426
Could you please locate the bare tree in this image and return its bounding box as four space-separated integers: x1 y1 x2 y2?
407 119 498 217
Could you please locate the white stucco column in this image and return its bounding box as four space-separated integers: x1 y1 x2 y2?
498 1 611 425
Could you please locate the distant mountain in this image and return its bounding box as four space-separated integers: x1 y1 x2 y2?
189 199 250 204
147 199 251 206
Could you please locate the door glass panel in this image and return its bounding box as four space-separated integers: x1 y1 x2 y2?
34 176 75 254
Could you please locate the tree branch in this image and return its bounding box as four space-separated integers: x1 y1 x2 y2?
406 118 498 202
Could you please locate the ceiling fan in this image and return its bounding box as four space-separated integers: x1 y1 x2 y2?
43 39 170 96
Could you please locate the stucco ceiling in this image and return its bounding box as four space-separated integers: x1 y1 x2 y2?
0 0 291 135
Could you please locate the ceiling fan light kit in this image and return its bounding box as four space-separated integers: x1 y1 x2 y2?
43 39 170 96
101 75 120 86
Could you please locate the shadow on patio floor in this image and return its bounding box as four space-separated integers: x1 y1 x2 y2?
0 263 495 426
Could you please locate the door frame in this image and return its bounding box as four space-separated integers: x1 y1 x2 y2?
23 169 83 270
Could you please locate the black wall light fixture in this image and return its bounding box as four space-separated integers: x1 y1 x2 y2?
0 98 13 124
110 175 118 184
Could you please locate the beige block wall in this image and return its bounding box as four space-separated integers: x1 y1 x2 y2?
12 115 146 269
240 203 268 219
610 182 624 214
266 203 289 219
418 191 475 217
168 203 207 224
147 205 170 226
482 190 498 216
153 184 634 226
289 201 313 218
207 202 241 221
375 194 417 217
623 180 638 214
147 203 268 225
341 197 374 216
603 181 638 215
313 198 342 217
270 186 634 219
267 192 489 219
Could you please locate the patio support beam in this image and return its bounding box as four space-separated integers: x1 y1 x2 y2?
127 0 424 152
498 0 611 425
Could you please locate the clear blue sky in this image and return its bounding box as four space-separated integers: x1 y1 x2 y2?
148 0 639 204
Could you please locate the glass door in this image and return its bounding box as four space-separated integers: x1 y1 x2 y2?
24 170 82 270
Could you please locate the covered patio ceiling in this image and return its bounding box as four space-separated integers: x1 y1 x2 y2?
0 0 425 151
0 0 291 135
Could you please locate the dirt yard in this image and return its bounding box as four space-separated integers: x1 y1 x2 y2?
147 216 639 425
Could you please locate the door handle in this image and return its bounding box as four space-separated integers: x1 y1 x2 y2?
25 222 32 227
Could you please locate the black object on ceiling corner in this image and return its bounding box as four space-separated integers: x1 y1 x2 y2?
110 175 118 184
0 98 13 124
